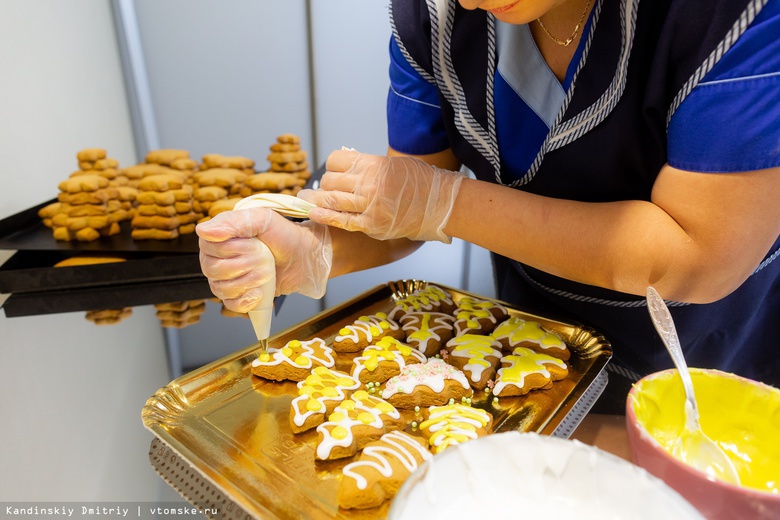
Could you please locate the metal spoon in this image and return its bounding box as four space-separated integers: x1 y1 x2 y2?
645 286 741 485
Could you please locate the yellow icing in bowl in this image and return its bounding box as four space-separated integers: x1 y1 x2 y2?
630 369 780 493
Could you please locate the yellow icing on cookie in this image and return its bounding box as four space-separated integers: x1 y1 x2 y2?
499 355 552 383
375 401 396 414
306 399 323 412
357 412 375 425
322 387 339 398
375 336 413 356
409 313 434 342
419 403 492 454
493 318 565 349
331 426 349 440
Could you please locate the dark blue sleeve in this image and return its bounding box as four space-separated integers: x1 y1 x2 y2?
667 0 780 173
386 37 451 155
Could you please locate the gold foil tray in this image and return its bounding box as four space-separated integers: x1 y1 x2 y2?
143 281 612 519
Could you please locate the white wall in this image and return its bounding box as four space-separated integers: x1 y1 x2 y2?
131 0 314 165
0 0 171 502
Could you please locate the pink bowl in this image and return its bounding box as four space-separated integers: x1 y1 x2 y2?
626 368 780 520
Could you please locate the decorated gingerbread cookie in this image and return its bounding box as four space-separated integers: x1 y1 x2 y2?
418 403 494 454
388 285 457 320
491 317 570 360
338 430 431 510
289 366 361 434
444 334 504 390
381 358 472 409
492 347 569 397
399 311 455 357
251 338 335 382
452 296 509 336
351 336 427 386
315 390 405 461
332 312 404 353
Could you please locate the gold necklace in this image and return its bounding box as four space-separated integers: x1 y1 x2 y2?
536 0 592 47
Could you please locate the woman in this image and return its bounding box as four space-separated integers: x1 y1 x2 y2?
197 0 780 407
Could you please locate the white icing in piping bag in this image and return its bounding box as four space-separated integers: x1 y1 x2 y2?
234 193 315 219
246 240 275 344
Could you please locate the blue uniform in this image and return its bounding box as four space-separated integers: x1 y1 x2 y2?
387 0 780 387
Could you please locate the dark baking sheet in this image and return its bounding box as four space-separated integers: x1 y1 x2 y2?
0 199 199 253
2 277 212 317
0 249 203 294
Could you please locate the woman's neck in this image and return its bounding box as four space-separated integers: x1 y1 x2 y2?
529 0 594 82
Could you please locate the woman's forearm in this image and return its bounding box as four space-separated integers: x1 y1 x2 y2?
327 227 423 279
444 164 780 303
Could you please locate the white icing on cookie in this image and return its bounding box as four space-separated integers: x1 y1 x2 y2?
341 431 431 490
446 334 503 384
335 312 400 345
351 336 427 381
381 358 470 399
251 338 334 370
290 366 360 427
315 390 401 460
400 312 455 353
420 403 493 453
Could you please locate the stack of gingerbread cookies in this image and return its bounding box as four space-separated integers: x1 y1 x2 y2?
126 149 199 238
267 133 311 183
238 134 308 198
41 148 134 242
131 171 193 240
154 300 207 328
192 154 254 222
85 307 133 326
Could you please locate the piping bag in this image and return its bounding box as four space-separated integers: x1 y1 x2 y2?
230 193 316 349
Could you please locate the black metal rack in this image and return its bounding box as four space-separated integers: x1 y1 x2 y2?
0 199 211 317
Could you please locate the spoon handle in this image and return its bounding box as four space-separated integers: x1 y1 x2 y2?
646 286 700 426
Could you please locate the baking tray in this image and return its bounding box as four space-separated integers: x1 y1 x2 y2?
142 280 612 520
0 199 201 253
0 249 203 294
1 276 212 317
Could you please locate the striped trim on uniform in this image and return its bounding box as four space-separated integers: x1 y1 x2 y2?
517 244 780 307
426 0 502 179
389 5 436 84
517 0 639 187
667 0 769 126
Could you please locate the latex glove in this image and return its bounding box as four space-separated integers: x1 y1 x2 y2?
196 207 332 312
298 150 465 243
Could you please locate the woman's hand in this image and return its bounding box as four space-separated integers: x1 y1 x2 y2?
196 207 332 312
298 150 465 243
